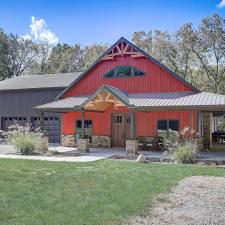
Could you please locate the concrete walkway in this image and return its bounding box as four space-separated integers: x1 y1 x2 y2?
0 143 225 162
0 144 125 162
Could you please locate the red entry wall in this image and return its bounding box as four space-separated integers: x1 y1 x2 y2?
62 106 129 136
62 107 198 137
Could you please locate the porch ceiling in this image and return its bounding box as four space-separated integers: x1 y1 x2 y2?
83 90 126 112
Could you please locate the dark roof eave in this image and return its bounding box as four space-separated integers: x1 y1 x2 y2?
35 104 225 113
34 106 82 113
0 86 66 93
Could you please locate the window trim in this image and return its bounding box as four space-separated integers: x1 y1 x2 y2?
157 119 180 137
103 65 145 79
75 119 93 142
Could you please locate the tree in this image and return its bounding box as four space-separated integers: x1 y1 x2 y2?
0 29 9 80
174 24 198 83
83 43 108 69
25 42 51 75
132 31 153 54
153 30 179 73
46 43 85 73
132 30 181 77
6 34 38 77
181 14 225 93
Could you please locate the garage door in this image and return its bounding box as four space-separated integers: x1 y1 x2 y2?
2 117 27 131
31 117 60 143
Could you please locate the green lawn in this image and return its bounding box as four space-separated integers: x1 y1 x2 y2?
0 159 225 225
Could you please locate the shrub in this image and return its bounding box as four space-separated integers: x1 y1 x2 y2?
163 129 179 153
6 123 43 155
218 120 225 132
173 143 198 164
179 127 199 143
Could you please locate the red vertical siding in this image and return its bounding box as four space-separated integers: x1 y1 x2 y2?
63 55 193 98
62 109 198 136
62 106 129 135
136 111 198 137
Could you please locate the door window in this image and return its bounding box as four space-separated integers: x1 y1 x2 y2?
113 115 122 123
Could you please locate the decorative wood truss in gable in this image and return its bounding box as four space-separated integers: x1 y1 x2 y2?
101 40 144 61
84 90 125 111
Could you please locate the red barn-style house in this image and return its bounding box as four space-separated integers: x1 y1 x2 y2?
36 37 225 152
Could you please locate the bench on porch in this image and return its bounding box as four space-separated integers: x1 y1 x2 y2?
212 131 225 143
137 136 161 151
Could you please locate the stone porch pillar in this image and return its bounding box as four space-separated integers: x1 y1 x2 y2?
40 136 49 153
77 138 89 153
202 112 212 150
126 112 138 158
77 110 89 153
126 140 138 159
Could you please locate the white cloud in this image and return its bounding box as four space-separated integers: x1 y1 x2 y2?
22 34 32 40
217 0 225 8
23 16 59 46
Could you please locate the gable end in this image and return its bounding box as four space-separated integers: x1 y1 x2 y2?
57 37 200 99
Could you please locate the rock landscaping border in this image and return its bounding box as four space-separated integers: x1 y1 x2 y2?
110 154 225 166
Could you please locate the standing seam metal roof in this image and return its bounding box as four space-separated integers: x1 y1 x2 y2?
0 72 82 91
35 87 225 111
128 92 225 108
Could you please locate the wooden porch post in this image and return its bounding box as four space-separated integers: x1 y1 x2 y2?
132 112 136 140
198 111 202 137
40 111 44 132
202 112 212 150
190 110 194 130
81 110 85 138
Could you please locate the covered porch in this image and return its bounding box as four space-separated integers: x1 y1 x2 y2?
34 85 225 154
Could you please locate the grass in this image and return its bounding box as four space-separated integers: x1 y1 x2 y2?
0 159 225 225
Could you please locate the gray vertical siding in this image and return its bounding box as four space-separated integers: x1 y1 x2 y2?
0 89 63 128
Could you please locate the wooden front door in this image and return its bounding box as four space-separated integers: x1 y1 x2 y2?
111 113 134 147
111 114 125 147
124 114 133 140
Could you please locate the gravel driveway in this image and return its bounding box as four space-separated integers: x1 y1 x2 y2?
129 176 225 225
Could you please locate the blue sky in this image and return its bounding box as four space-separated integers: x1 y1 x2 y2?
0 0 225 46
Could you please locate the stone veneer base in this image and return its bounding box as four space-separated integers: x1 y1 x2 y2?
92 135 111 148
61 134 111 148
61 134 76 147
126 140 138 159
77 138 89 153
